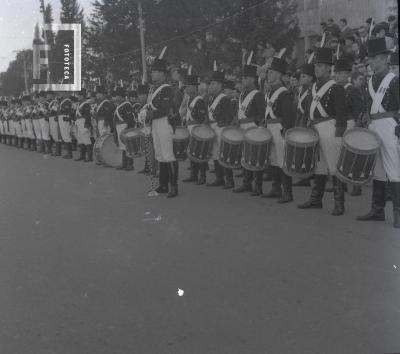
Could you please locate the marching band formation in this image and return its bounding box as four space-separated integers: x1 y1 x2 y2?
0 37 399 229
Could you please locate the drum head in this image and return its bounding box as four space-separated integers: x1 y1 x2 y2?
123 128 140 138
244 127 272 143
222 127 244 142
173 126 190 139
286 128 319 144
192 125 215 140
100 134 122 167
343 128 381 152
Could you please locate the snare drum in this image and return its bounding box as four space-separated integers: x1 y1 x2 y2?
219 127 244 169
241 126 272 171
93 133 122 167
283 127 319 178
172 126 190 161
188 124 216 163
336 127 381 185
120 128 142 158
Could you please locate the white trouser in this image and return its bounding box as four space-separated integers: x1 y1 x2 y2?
39 118 50 141
49 116 60 142
21 119 27 138
313 119 341 175
25 119 35 139
210 122 224 160
267 122 285 168
59 115 72 143
346 119 355 131
98 119 111 136
75 118 91 145
151 117 176 162
9 121 15 136
0 122 4 135
32 119 42 140
369 117 400 182
15 121 23 138
116 123 128 151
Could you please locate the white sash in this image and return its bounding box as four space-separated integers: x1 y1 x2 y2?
368 72 396 114
77 100 90 119
186 95 202 122
49 99 59 115
208 93 226 122
344 83 352 90
238 89 259 120
265 87 287 120
310 80 335 120
96 99 110 114
116 101 133 122
297 89 308 114
149 84 170 111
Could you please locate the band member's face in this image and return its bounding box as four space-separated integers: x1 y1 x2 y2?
96 93 104 100
369 54 389 72
314 63 331 78
208 81 222 95
300 73 313 86
151 70 164 83
390 65 399 76
223 88 234 98
184 85 197 97
267 69 280 84
335 71 350 85
352 75 364 88
241 76 254 89
138 94 147 104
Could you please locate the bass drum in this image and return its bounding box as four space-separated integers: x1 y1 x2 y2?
93 133 122 168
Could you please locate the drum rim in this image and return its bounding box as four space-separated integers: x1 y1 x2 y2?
285 127 320 146
191 124 216 140
221 125 244 143
244 126 272 144
342 127 382 154
100 134 123 167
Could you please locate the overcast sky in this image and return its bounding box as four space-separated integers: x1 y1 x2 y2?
0 0 92 72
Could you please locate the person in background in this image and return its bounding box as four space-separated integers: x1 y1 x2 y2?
389 51 399 76
327 18 341 38
339 18 352 39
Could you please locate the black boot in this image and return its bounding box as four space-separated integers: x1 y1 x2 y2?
262 166 282 198
250 171 263 196
297 174 327 209
72 139 77 151
85 144 93 162
116 151 127 169
350 185 362 196
293 178 312 187
233 169 253 192
197 163 207 185
62 142 73 159
155 162 169 193
19 137 24 148
183 161 198 182
331 176 345 215
51 141 58 156
54 142 62 156
278 171 293 203
167 161 179 198
207 160 225 186
390 182 400 229
26 138 31 150
223 168 235 189
357 180 386 221
75 144 86 161
125 156 134 171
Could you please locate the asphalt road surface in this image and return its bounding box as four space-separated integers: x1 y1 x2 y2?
0 144 399 354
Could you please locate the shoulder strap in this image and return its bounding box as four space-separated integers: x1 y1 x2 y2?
309 80 335 120
265 86 287 120
369 72 396 114
208 93 227 121
149 84 170 110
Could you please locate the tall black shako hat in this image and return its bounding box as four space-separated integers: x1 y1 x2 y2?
137 84 150 95
315 47 334 65
112 84 126 97
335 58 353 72
152 46 168 73
210 60 225 83
269 48 288 74
367 37 391 57
184 65 199 86
242 51 258 78
390 51 399 65
300 63 315 77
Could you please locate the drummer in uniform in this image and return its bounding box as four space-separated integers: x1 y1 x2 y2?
75 88 93 162
58 92 74 159
146 51 179 198
31 93 42 152
48 91 62 156
389 51 399 76
232 58 266 195
296 63 315 127
262 55 296 203
297 47 347 215
335 57 365 196
113 86 135 171
136 83 151 174
181 68 209 185
357 38 400 229
22 94 35 150
207 62 234 188
14 97 24 148
38 91 52 154
95 85 115 137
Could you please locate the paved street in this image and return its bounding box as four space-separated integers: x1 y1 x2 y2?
0 144 399 354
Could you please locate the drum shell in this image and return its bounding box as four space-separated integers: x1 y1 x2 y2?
335 128 381 185
219 126 244 169
121 128 142 158
283 127 319 179
93 133 122 167
241 127 272 171
173 127 190 161
188 124 215 163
